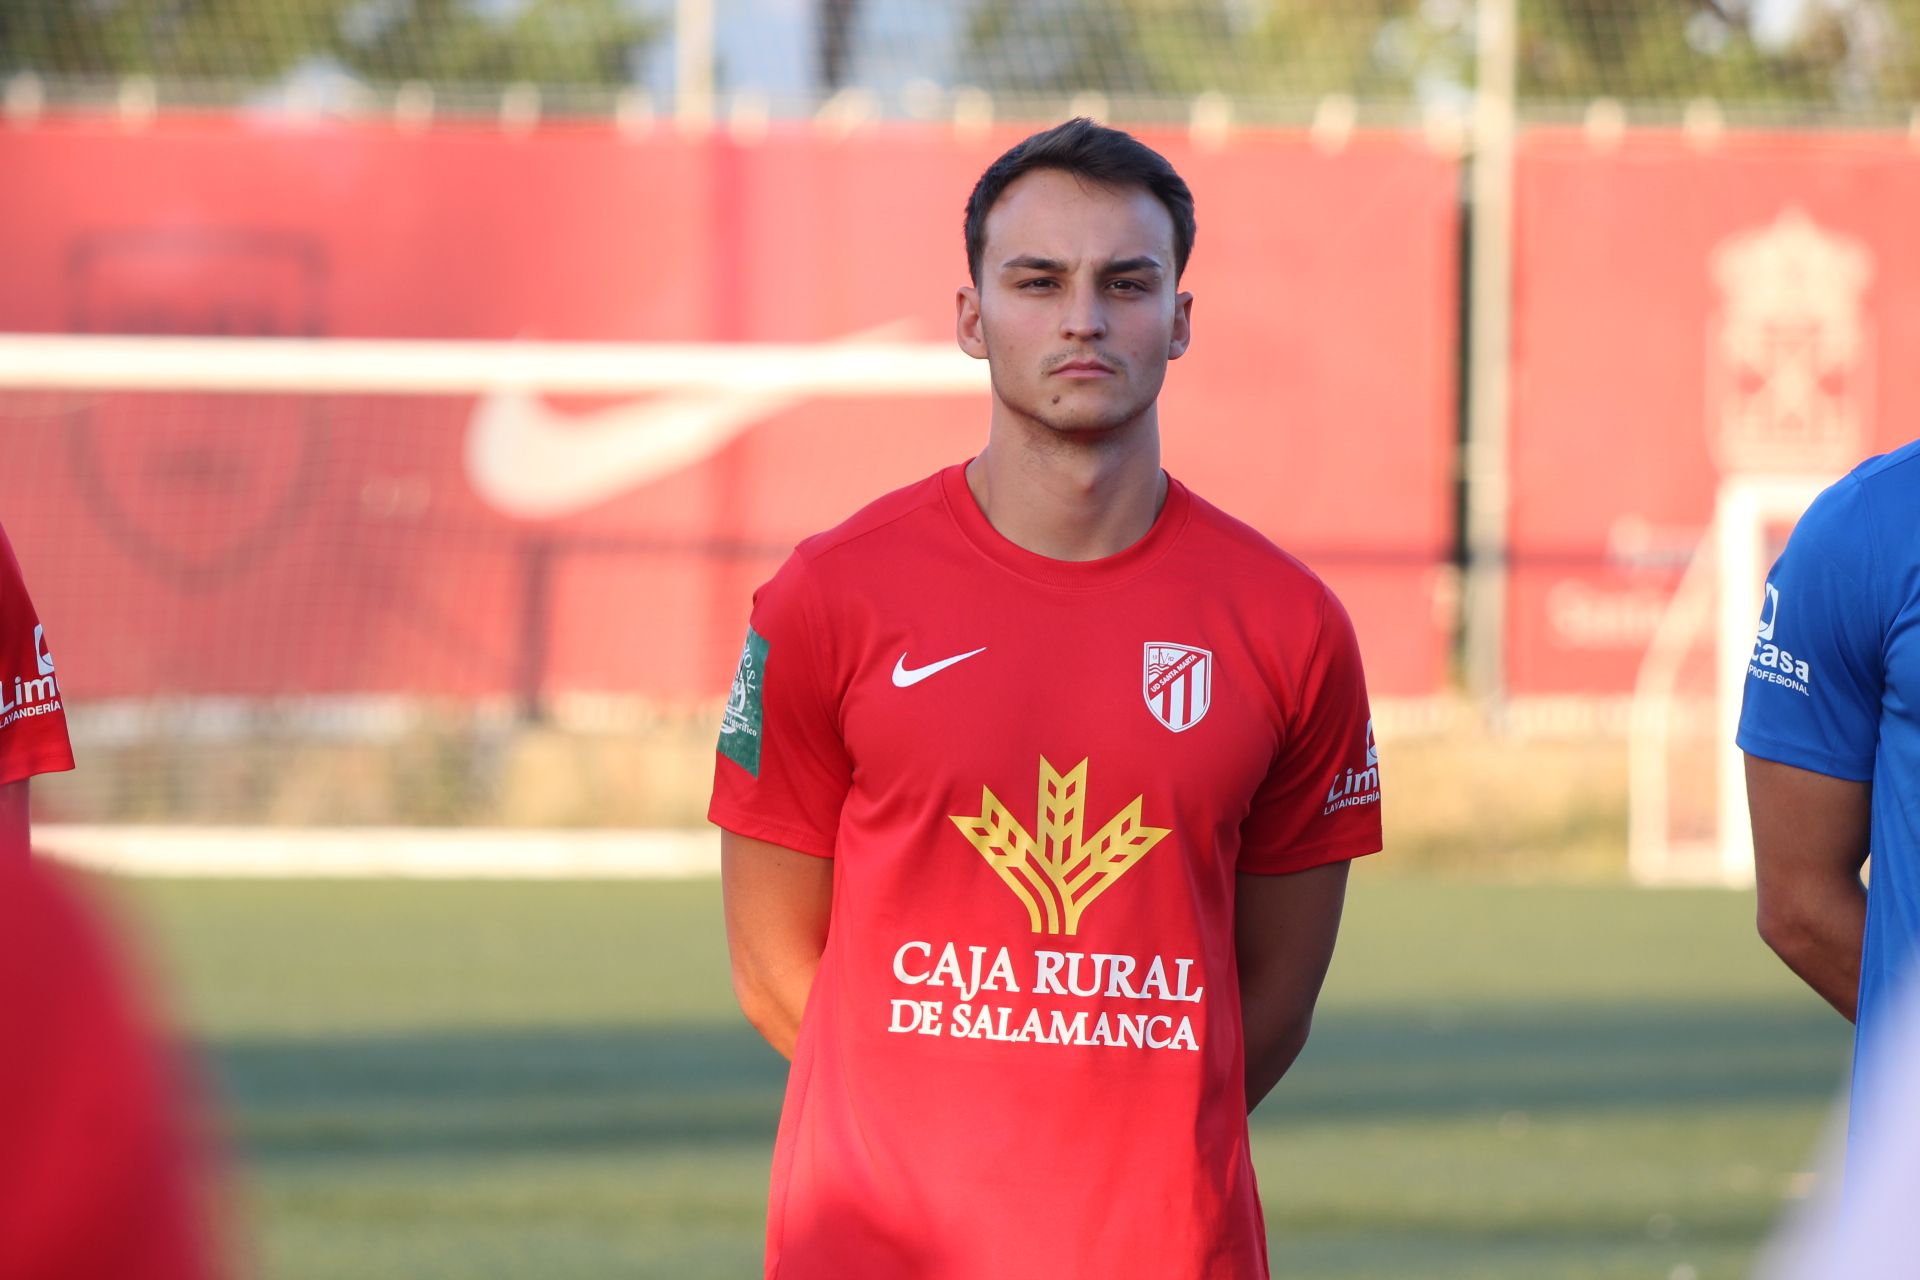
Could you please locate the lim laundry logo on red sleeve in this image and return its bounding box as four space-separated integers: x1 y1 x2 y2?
1323 720 1381 816
1 625 62 731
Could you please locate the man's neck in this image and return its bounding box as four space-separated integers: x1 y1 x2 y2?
964 412 1167 563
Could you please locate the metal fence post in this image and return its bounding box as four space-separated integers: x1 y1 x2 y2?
676 0 716 130
1464 0 1517 710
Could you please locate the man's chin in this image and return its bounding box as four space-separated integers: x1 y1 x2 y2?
1010 400 1151 439
1050 421 1126 439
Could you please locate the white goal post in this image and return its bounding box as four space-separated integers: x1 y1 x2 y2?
1629 474 1835 887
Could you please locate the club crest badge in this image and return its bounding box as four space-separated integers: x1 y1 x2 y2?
1708 208 1873 476
1143 642 1212 733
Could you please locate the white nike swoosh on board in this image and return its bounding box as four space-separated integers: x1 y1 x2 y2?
891 648 987 688
464 322 982 520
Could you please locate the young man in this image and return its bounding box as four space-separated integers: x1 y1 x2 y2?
710 119 1382 1279
1739 440 1920 1139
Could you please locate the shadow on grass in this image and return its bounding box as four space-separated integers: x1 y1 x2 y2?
206 1022 787 1163
1270 1001 1848 1124
198 1000 1846 1167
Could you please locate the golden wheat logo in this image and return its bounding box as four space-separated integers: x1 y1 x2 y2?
950 757 1170 935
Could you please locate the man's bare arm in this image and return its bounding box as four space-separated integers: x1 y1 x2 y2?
720 830 834 1058
1236 860 1350 1111
1746 754 1870 1021
0 780 27 860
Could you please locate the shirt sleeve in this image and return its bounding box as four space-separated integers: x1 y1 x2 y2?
0 524 76 787
1735 475 1884 783
706 551 853 858
1238 585 1384 875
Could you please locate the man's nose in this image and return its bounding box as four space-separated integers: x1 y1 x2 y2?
1060 283 1107 341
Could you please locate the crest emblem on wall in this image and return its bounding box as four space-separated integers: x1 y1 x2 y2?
1143 642 1212 733
66 230 330 584
1707 208 1873 475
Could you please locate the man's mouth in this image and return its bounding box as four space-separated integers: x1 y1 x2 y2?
1052 359 1116 378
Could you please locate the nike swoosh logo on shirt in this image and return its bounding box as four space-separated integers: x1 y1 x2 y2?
891 648 987 688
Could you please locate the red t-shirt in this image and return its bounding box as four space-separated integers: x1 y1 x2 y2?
0 522 75 787
709 464 1382 1280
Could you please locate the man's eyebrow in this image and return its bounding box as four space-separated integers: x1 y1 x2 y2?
997 254 1167 274
1000 255 1069 272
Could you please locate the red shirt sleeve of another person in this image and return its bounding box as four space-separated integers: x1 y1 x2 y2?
1237 585 1384 874
0 522 75 786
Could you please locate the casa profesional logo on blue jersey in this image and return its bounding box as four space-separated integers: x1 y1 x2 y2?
1751 583 1813 696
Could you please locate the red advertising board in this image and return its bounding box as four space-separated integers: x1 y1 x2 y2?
1509 129 1920 695
0 117 1458 705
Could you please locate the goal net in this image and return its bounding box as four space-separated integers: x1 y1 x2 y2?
0 332 982 842
1628 474 1833 887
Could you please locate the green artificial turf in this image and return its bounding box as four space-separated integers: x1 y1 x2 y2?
104 877 1848 1280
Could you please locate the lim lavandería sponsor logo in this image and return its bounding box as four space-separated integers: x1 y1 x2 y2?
951 757 1170 936
1750 582 1812 696
1323 719 1382 816
2 625 61 732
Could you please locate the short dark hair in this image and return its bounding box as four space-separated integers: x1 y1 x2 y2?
963 118 1197 285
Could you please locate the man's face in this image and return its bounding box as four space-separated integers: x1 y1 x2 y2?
958 168 1192 438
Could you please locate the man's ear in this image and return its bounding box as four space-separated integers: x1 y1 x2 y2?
956 285 989 360
1168 290 1193 360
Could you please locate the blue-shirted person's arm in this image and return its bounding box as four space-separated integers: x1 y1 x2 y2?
1739 476 1883 1021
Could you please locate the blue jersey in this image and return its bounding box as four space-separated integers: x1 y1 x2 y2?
1736 439 1920 1106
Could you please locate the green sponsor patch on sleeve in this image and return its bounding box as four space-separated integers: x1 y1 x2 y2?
718 626 769 776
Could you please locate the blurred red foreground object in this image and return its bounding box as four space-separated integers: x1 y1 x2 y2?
0 854 222 1280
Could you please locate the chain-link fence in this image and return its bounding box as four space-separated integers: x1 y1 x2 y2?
5 0 1917 125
